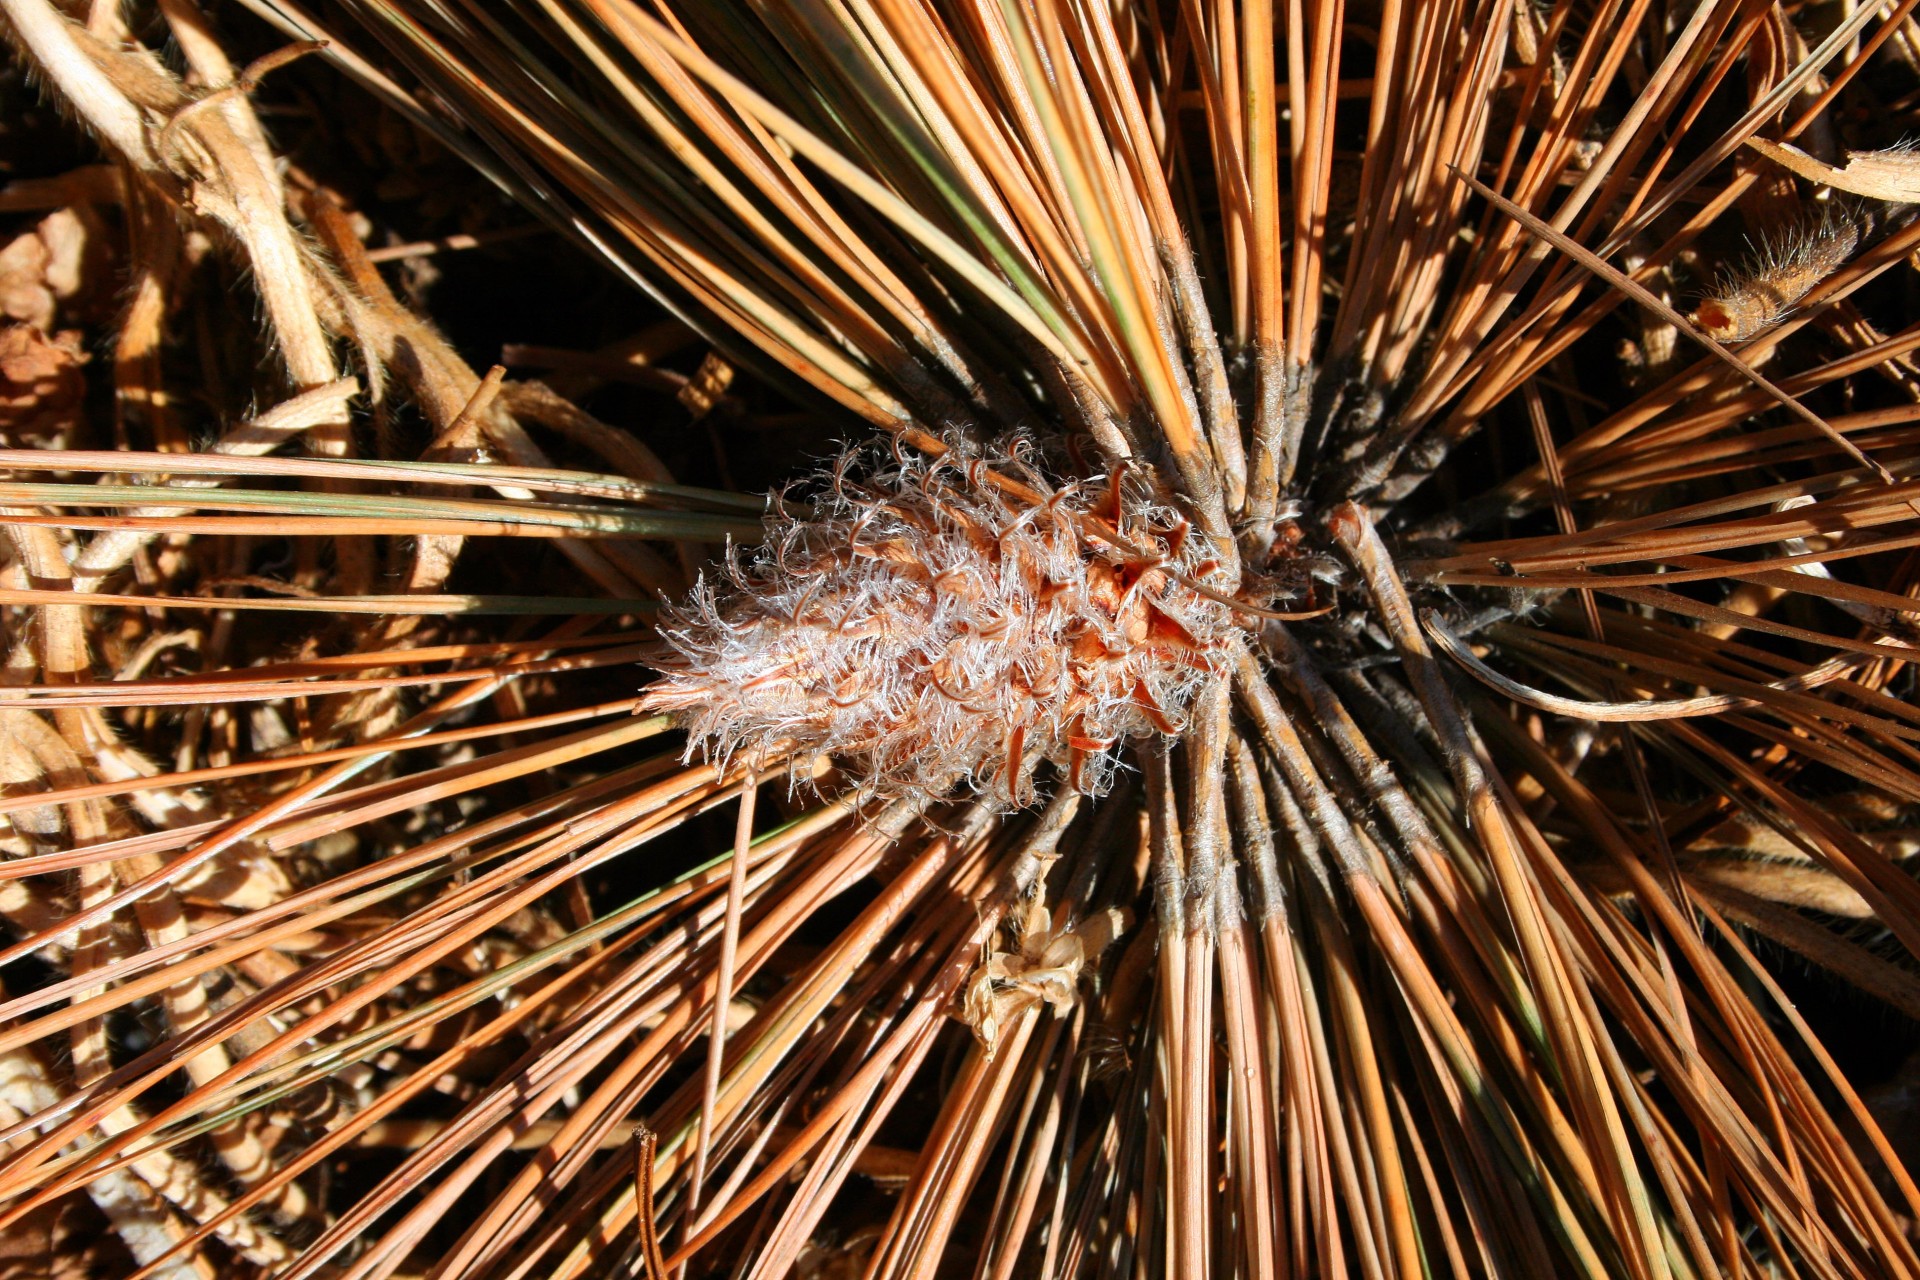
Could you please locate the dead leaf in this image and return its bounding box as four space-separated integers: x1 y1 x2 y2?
0 211 89 333
0 325 86 448
1747 137 1920 203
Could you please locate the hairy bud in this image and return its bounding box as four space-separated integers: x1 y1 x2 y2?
1691 206 1869 342
640 441 1238 807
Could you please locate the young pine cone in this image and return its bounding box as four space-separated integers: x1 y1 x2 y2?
640 441 1238 807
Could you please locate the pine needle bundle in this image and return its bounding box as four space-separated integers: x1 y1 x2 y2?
3 1 1920 1278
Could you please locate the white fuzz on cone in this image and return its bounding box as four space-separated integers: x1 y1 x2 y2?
640 440 1238 807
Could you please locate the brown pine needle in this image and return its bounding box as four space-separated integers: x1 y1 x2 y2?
5 2 1920 1277
1448 163 1899 487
